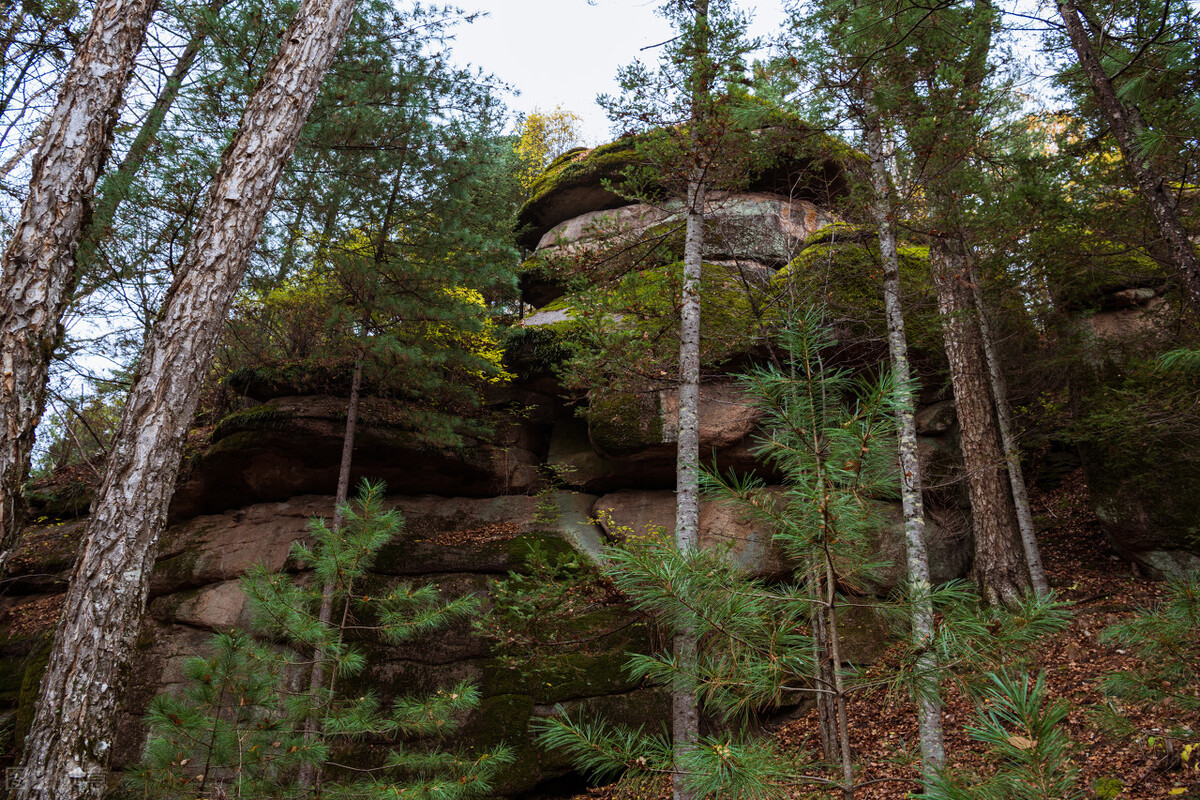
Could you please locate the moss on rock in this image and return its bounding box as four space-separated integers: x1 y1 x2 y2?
517 110 862 251
776 231 942 356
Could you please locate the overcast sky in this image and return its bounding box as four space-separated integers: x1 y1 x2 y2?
448 0 790 144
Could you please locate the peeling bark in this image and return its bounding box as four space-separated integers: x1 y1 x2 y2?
930 234 1030 606
11 0 359 795
0 0 157 568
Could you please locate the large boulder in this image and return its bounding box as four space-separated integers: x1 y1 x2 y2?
0 492 660 793
171 396 545 519
535 193 835 268
592 489 787 579
591 490 972 592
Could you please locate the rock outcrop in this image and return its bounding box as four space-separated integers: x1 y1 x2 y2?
0 120 992 796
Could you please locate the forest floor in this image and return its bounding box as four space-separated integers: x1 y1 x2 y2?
583 469 1200 800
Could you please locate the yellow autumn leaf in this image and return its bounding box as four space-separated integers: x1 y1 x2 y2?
1008 735 1036 750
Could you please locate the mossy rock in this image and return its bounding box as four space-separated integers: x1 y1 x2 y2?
23 465 95 521
1074 362 1200 576
462 693 541 794
516 110 861 250
8 635 52 754
776 233 942 357
210 405 295 443
482 605 650 702
1040 233 1169 312
588 389 665 459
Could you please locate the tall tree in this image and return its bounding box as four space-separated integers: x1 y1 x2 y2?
1055 0 1200 308
10 0 359 794
0 0 157 567
864 99 946 776
868 0 1032 604
599 4 757 795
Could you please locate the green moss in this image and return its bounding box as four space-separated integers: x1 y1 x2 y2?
1073 360 1200 568
483 606 648 702
517 109 864 250
800 221 877 249
1039 233 1168 311
776 234 942 355
587 389 664 458
23 476 93 520
522 136 649 215
13 636 51 747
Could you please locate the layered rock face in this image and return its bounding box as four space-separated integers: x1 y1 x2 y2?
0 129 985 795
1047 240 1200 578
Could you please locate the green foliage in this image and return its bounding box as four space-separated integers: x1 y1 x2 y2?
128 632 314 798
477 542 627 681
131 481 512 798
515 105 586 192
533 313 1074 797
1095 575 1200 742
917 672 1083 800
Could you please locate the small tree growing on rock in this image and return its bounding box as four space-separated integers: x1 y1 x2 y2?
129 480 513 799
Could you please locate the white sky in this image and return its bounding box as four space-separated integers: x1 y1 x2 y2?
448 0 789 144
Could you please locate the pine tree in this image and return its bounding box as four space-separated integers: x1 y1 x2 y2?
130 481 513 799
596 7 760 794
11 0 361 793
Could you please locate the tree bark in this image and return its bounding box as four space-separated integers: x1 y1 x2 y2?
10 0 359 794
297 352 362 792
930 234 1030 606
1057 0 1200 310
865 101 945 777
673 171 703 800
968 265 1049 596
0 0 157 570
672 3 708 798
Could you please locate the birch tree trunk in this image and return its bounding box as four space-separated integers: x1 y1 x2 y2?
968 267 1049 596
865 102 945 777
0 0 156 568
930 234 1030 606
671 2 708 796
1057 0 1200 310
11 0 359 794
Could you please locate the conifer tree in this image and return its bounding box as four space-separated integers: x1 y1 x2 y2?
596 4 759 795
131 481 513 799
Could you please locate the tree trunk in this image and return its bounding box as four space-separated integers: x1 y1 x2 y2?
297 352 362 792
672 3 708 797
968 265 1049 596
672 172 703 800
1057 0 1200 310
0 0 157 570
75 0 233 284
865 101 945 778
10 0 359 794
822 559 853 800
930 234 1030 606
